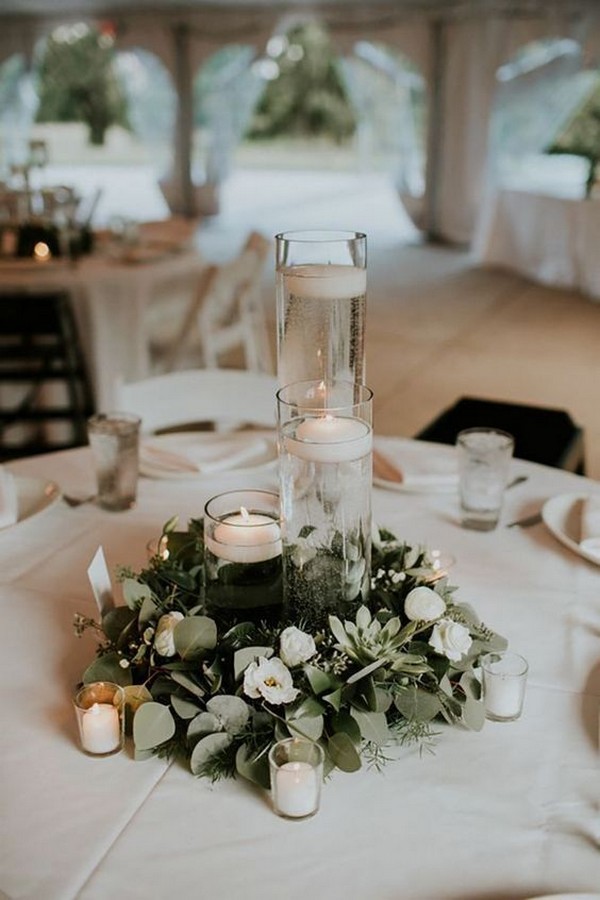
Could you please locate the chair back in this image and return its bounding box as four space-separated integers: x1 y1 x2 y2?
115 369 278 434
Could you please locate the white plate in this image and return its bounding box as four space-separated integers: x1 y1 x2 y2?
541 492 600 566
526 895 600 900
0 476 61 532
139 432 278 480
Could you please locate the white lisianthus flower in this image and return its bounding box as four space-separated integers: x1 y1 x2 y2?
279 626 316 667
428 619 472 662
154 611 184 657
404 586 446 622
243 656 299 705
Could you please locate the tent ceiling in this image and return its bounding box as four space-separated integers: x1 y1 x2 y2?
1 0 597 19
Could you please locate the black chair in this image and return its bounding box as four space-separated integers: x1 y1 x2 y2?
0 290 95 459
415 396 585 474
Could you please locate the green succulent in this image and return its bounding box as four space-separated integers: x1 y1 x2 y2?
329 605 429 677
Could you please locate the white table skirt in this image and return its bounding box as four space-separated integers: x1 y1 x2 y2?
0 248 206 410
473 189 600 301
1 437 599 899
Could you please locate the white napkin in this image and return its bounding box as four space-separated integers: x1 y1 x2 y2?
580 495 600 561
373 446 458 493
140 437 269 476
0 467 18 528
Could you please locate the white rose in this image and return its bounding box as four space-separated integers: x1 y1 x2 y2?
243 656 299 705
429 619 473 662
153 611 184 657
404 586 446 622
279 626 316 667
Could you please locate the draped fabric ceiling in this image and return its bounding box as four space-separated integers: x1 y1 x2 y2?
1 0 599 242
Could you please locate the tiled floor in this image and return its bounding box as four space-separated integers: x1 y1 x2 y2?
197 169 600 480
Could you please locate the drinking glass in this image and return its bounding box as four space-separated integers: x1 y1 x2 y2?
87 413 141 511
457 427 514 530
275 230 366 390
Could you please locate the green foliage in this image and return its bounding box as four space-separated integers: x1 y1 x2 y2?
35 24 129 145
547 76 600 197
74 519 506 786
247 22 355 143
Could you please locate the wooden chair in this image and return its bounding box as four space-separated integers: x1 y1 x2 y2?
0 290 95 459
152 231 273 375
115 369 278 434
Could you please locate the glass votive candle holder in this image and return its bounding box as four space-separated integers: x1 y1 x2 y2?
480 651 528 722
73 681 125 756
203 490 283 625
268 737 324 820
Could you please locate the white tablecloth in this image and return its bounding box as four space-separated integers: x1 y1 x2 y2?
473 189 600 301
0 248 205 409
1 437 599 899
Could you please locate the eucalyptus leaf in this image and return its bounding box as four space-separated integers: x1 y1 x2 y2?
206 695 250 735
82 652 132 687
346 658 384 685
331 711 361 745
462 695 485 731
123 684 153 734
289 696 325 720
173 616 217 660
171 694 201 720
188 712 221 739
170 671 205 699
328 732 362 773
322 688 343 711
233 646 273 682
350 709 389 745
138 595 158 627
190 733 233 776
122 578 154 611
101 606 138 644
133 702 176 751
304 664 336 696
459 671 482 701
287 715 324 741
235 743 270 790
394 686 442 723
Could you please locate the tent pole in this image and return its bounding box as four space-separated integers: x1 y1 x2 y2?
173 22 195 217
425 17 445 242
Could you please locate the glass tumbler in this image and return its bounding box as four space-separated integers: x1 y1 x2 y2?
87 412 141 511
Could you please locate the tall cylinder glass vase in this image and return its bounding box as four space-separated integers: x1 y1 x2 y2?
277 380 373 630
275 230 367 393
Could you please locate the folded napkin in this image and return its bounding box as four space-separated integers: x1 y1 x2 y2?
580 495 600 561
140 437 269 477
0 467 18 528
373 446 458 493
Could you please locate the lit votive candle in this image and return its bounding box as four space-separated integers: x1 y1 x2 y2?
73 682 124 756
269 738 324 820
284 414 372 463
481 652 528 722
33 241 51 262
206 506 282 564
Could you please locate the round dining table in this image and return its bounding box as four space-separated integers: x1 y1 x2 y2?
0 435 599 900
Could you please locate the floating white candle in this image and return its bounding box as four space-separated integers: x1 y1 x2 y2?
275 761 320 818
283 264 366 300
284 414 372 463
207 506 282 564
81 702 121 754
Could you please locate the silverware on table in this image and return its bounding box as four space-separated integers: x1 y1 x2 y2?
506 511 543 529
63 494 96 508
506 475 528 490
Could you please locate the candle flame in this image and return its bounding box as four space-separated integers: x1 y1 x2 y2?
239 506 250 523
33 241 51 262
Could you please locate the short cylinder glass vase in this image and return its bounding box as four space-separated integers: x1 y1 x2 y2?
277 380 373 629
203 490 283 626
275 230 367 389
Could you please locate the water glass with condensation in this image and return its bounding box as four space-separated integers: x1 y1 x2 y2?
457 427 514 531
87 413 141 511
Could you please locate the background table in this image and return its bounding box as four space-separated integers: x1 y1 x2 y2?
473 189 600 301
0 247 205 410
1 436 599 899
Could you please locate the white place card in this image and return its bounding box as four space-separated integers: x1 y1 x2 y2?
87 546 115 617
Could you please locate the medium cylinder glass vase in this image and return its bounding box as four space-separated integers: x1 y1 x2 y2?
277 380 373 629
275 230 367 391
